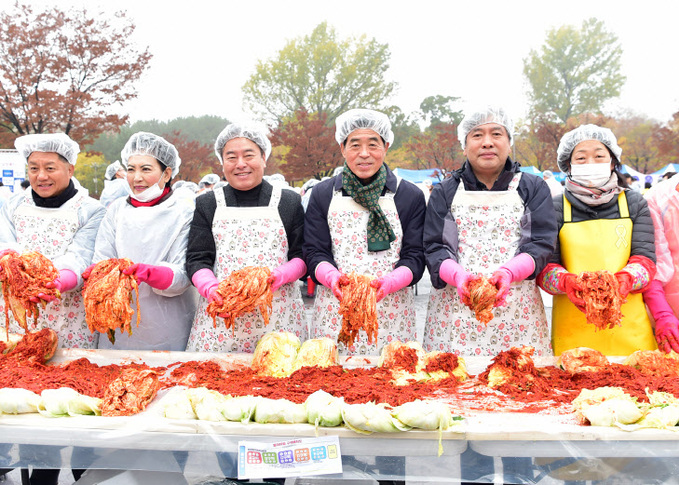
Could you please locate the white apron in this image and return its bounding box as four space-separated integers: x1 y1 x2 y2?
1 193 96 348
423 173 551 357
310 180 417 356
186 186 307 353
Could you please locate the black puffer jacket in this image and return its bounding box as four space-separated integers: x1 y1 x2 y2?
549 188 656 264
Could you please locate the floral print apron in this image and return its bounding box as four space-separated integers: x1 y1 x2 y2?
1 194 96 348
186 185 307 353
310 180 417 356
423 173 551 357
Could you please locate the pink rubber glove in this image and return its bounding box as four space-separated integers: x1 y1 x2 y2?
315 262 344 300
644 279 679 353
81 263 96 280
439 259 473 304
370 266 413 302
268 258 307 292
33 269 77 303
0 249 17 259
490 253 536 307
192 268 222 305
123 263 174 290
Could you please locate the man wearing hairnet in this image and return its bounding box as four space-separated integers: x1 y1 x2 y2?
197 173 220 194
185 122 307 352
303 108 426 356
89 132 197 351
423 107 557 357
0 133 106 349
99 160 130 208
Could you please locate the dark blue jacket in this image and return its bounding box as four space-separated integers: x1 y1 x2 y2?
303 164 426 284
424 158 558 289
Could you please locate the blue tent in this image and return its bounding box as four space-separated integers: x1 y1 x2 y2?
392 168 443 184
650 163 679 177
519 166 542 176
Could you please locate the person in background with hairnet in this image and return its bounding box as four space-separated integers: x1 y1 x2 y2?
0 134 106 349
185 122 307 352
424 106 556 357
197 173 220 194
542 169 564 197
99 160 129 208
87 132 197 351
303 108 426 355
538 124 657 355
640 173 679 353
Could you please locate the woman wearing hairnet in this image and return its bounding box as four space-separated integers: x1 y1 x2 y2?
423 107 557 357
303 109 426 356
538 124 657 355
185 122 307 352
99 160 129 208
89 132 197 351
0 134 106 349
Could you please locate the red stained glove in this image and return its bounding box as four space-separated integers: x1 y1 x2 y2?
370 266 413 302
614 271 634 300
644 280 679 354
81 264 96 280
559 272 587 313
489 269 512 307
267 258 307 292
0 249 18 260
123 263 174 290
315 262 343 300
439 259 473 304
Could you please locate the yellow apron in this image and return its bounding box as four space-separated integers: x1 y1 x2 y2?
552 192 656 355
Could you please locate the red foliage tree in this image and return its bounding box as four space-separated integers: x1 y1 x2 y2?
164 131 221 183
269 108 343 182
402 123 463 172
0 3 151 146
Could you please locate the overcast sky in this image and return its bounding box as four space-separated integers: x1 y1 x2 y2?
22 0 679 126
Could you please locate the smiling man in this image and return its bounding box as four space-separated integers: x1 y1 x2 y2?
422 106 557 356
303 109 426 356
185 122 307 353
0 133 106 349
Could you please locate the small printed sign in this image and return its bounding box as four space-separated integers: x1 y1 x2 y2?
238 436 342 479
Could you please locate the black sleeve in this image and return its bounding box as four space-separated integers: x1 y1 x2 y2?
185 191 217 279
423 178 460 289
303 180 336 283
517 175 559 278
393 181 426 284
548 194 565 265
279 190 305 261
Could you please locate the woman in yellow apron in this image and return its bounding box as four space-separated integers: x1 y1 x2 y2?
538 125 657 355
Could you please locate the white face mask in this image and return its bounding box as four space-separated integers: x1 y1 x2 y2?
130 181 164 202
569 163 612 188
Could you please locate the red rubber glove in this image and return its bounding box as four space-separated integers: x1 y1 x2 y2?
268 258 307 292
192 268 222 305
315 262 344 300
644 280 679 353
123 263 174 290
370 266 413 302
615 271 634 300
0 249 17 260
81 264 96 280
439 259 472 304
559 272 587 313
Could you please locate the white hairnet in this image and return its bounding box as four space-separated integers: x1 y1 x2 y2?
105 160 123 181
214 122 272 162
335 109 394 146
199 174 220 186
121 132 181 178
458 106 514 149
542 170 554 178
556 124 622 172
302 178 320 192
14 133 80 166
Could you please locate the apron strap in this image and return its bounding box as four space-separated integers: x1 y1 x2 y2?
269 184 282 208
214 187 227 207
563 195 572 223
563 191 628 223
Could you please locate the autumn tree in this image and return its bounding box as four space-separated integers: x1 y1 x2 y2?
514 116 568 171
418 95 464 126
164 131 221 183
243 22 396 125
656 111 679 163
524 18 625 124
0 3 151 146
269 108 343 182
611 114 665 174
74 151 108 198
402 123 463 172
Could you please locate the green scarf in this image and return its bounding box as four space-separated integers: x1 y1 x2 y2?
342 163 396 252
